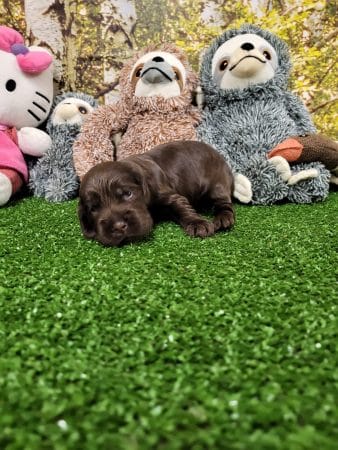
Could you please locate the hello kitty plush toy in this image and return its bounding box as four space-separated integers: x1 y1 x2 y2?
0 26 53 206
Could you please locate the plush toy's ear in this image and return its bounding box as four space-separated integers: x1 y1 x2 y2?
192 85 204 110
78 200 96 239
17 51 52 73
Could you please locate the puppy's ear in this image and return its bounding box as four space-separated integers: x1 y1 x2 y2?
129 163 151 202
140 174 151 202
78 199 96 239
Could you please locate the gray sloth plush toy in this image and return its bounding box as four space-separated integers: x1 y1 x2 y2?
29 92 97 202
198 24 331 205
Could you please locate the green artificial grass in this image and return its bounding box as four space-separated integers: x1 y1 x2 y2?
0 193 337 450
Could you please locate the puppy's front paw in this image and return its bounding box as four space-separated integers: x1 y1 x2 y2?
213 211 235 231
184 219 215 238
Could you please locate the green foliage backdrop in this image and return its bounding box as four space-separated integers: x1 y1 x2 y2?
0 0 337 137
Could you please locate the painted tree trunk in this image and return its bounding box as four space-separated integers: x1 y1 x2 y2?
100 0 136 103
24 0 65 85
24 0 79 91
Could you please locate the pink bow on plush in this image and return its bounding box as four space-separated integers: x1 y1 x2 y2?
0 25 52 73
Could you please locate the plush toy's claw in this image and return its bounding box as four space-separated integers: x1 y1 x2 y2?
0 172 12 206
268 155 291 182
288 168 319 186
269 148 322 186
112 132 123 154
233 173 252 203
195 85 204 110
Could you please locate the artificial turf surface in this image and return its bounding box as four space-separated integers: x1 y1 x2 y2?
0 193 337 450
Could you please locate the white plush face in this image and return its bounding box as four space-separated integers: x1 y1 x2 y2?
212 33 278 90
52 97 94 126
130 51 186 98
0 46 53 129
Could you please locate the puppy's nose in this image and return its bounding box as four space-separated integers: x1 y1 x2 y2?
152 56 164 62
241 42 254 51
112 221 127 233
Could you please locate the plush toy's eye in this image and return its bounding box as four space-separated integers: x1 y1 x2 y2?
263 51 271 60
135 66 143 77
79 106 88 114
5 79 16 92
172 67 184 90
219 60 228 71
132 65 144 87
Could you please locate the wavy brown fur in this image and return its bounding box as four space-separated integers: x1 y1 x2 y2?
73 44 200 179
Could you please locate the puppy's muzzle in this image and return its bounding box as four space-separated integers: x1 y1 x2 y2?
99 216 128 240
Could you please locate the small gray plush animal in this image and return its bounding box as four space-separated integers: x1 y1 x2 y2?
29 92 97 202
198 24 330 205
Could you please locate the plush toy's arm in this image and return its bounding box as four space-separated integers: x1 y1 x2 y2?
283 92 316 135
73 101 130 179
18 128 52 156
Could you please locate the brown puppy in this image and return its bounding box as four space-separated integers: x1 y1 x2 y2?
78 140 235 246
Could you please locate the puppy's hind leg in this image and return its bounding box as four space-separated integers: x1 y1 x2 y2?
161 192 215 238
209 184 235 232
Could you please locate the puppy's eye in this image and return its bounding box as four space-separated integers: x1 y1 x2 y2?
90 203 100 212
219 60 228 71
79 106 88 114
123 190 133 199
263 51 271 60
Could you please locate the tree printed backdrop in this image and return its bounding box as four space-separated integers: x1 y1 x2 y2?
0 0 337 137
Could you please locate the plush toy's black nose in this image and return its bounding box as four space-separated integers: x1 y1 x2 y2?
152 56 164 62
241 42 254 51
